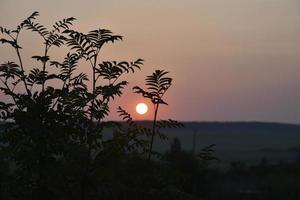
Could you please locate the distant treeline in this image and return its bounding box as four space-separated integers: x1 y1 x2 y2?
130 121 300 133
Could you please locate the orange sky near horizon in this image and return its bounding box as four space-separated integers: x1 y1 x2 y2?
0 0 300 123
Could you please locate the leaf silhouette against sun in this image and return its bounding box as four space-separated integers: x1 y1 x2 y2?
51 17 76 33
96 59 143 83
132 69 179 160
133 69 172 105
0 62 23 80
87 29 122 48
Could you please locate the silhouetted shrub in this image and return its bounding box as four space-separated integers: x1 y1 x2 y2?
0 12 187 200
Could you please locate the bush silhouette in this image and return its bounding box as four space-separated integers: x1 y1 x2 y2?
0 12 189 200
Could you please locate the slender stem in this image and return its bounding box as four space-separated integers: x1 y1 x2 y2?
42 45 48 92
90 51 99 120
37 44 48 197
93 61 96 95
15 47 30 95
148 103 159 160
80 52 99 200
80 48 100 200
6 33 29 95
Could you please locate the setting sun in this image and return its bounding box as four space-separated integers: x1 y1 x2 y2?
136 103 148 115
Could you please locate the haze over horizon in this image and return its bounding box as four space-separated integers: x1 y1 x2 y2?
0 0 299 123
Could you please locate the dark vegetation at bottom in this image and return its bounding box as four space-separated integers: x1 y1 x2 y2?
204 160 300 200
1 137 300 200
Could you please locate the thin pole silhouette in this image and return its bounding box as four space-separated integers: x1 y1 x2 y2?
192 129 197 155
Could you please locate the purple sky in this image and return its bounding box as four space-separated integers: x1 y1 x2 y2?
0 0 300 123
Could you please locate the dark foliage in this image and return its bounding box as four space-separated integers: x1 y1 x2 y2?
203 160 300 200
0 12 207 200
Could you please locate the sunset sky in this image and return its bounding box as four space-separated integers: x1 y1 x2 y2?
0 0 300 123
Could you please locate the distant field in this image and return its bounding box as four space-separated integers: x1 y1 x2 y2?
2 121 300 167
151 122 300 167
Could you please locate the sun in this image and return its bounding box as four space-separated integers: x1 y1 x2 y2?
136 103 148 115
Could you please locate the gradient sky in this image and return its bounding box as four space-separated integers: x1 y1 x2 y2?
0 0 300 123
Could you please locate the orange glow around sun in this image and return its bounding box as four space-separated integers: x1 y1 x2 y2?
136 103 148 115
